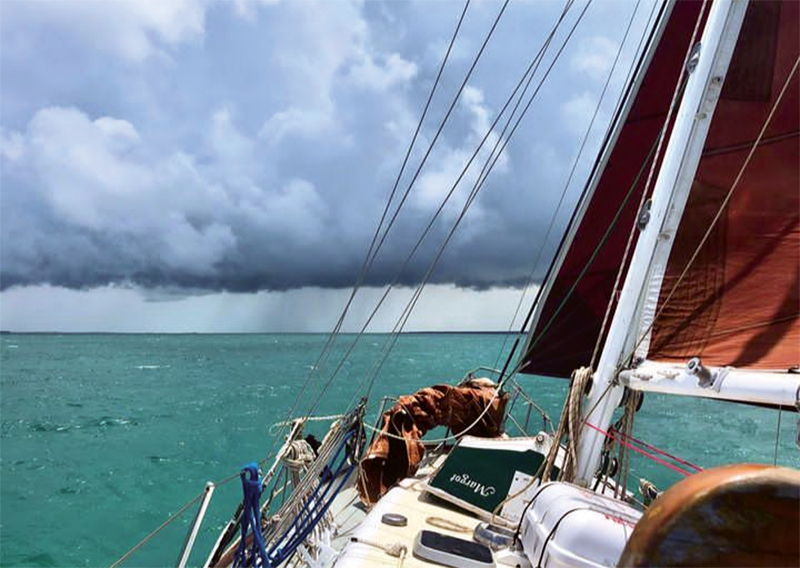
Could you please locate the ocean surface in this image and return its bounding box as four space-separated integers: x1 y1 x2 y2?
1 333 797 567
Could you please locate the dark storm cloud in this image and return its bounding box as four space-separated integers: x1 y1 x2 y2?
0 0 653 293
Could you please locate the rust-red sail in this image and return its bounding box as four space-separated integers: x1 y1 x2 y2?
519 1 706 377
646 0 799 370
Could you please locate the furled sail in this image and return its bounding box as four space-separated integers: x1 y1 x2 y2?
640 0 799 371
519 1 706 377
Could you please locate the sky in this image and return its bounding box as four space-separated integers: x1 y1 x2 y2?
0 0 658 332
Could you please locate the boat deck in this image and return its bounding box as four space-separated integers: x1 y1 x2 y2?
331 463 530 567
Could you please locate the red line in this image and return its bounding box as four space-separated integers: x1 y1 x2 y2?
585 422 692 476
611 427 703 472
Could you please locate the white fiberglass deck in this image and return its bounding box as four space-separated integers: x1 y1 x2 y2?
333 467 530 567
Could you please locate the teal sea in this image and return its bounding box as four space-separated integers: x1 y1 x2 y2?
1 333 797 567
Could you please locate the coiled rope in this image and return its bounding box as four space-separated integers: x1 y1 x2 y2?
542 367 592 483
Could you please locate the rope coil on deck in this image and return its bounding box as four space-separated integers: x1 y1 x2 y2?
283 439 316 470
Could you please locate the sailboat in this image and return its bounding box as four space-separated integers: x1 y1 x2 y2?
111 0 799 566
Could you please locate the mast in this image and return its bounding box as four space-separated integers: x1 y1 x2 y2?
575 0 750 485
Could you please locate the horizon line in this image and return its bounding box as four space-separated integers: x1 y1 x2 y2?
0 330 526 335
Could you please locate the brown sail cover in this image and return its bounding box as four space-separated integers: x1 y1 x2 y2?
520 1 705 378
648 1 799 370
357 380 507 504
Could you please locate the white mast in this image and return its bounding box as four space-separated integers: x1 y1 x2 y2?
574 0 750 486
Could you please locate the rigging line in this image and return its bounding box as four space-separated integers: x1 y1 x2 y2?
522 112 664 358
362 1 584 362
266 0 471 454
516 0 690 370
366 0 511 270
370 0 595 385
363 0 471 275
468 0 586 372
502 0 669 376
625 54 800 367
110 418 314 568
584 422 692 476
345 0 580 401
299 0 512 422
598 0 665 150
307 0 579 416
518 0 702 382
309 0 472 371
590 0 710 370
364 0 596 396
612 426 702 471
492 0 648 374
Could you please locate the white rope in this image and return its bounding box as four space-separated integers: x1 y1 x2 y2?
542 367 592 483
486 367 591 526
284 439 317 470
269 414 344 435
425 516 472 533
350 537 408 564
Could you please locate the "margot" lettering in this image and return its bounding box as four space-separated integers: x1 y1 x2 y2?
449 473 496 497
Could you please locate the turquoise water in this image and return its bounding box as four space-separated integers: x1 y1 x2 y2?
1 333 797 567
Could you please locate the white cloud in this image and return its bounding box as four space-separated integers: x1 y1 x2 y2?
571 36 618 81
241 179 327 244
560 92 597 135
11 0 208 62
346 52 418 91
227 0 281 21
413 86 508 224
208 106 256 176
259 0 417 149
160 219 236 272
0 0 651 299
0 129 25 161
3 105 339 282
26 107 152 230
259 107 335 146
